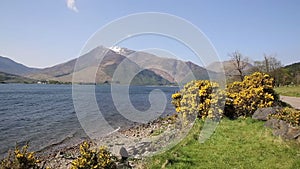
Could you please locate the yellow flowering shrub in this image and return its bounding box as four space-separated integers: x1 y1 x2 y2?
0 144 41 169
270 107 300 126
71 141 116 169
172 80 226 121
172 72 278 120
226 72 277 117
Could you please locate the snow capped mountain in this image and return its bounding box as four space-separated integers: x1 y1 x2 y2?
109 46 134 56
109 46 122 53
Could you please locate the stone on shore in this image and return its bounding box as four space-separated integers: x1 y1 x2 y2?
120 147 129 160
252 107 278 121
265 118 300 141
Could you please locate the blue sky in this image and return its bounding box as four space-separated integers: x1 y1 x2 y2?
0 0 299 68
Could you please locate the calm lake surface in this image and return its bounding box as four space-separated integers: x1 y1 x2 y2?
0 84 178 158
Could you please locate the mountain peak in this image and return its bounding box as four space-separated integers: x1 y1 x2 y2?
109 46 122 53
109 46 134 56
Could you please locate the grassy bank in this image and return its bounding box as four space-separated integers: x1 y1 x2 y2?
275 86 300 97
144 118 300 169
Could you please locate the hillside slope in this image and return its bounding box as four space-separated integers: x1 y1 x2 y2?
0 56 39 75
0 72 36 83
127 51 218 84
27 46 171 85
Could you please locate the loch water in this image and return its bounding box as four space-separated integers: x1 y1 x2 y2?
0 84 178 158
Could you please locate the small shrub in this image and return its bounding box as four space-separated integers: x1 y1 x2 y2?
0 144 41 169
226 72 277 117
71 141 116 169
172 80 226 121
270 107 300 126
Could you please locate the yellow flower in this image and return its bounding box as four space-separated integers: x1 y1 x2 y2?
16 153 23 158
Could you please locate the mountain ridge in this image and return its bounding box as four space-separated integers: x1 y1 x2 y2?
0 56 40 76
0 46 223 85
26 46 172 85
126 51 219 84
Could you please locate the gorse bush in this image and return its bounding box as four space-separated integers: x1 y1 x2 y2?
0 144 41 169
71 141 116 169
172 72 278 120
226 72 277 117
172 80 226 121
270 107 300 126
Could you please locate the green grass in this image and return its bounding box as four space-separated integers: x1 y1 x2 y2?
275 86 300 97
144 118 300 169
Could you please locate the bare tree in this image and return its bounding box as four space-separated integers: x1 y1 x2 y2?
253 54 283 86
229 51 249 81
263 54 282 73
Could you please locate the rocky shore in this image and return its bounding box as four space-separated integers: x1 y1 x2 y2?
36 114 191 169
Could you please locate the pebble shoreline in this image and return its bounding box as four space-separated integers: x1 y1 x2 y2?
37 115 192 169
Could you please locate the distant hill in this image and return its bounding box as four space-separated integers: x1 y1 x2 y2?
284 62 300 72
27 59 76 80
0 71 36 83
281 62 300 85
127 51 218 84
27 46 171 85
207 60 300 85
206 61 253 83
2 46 221 85
0 56 39 76
206 61 253 75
